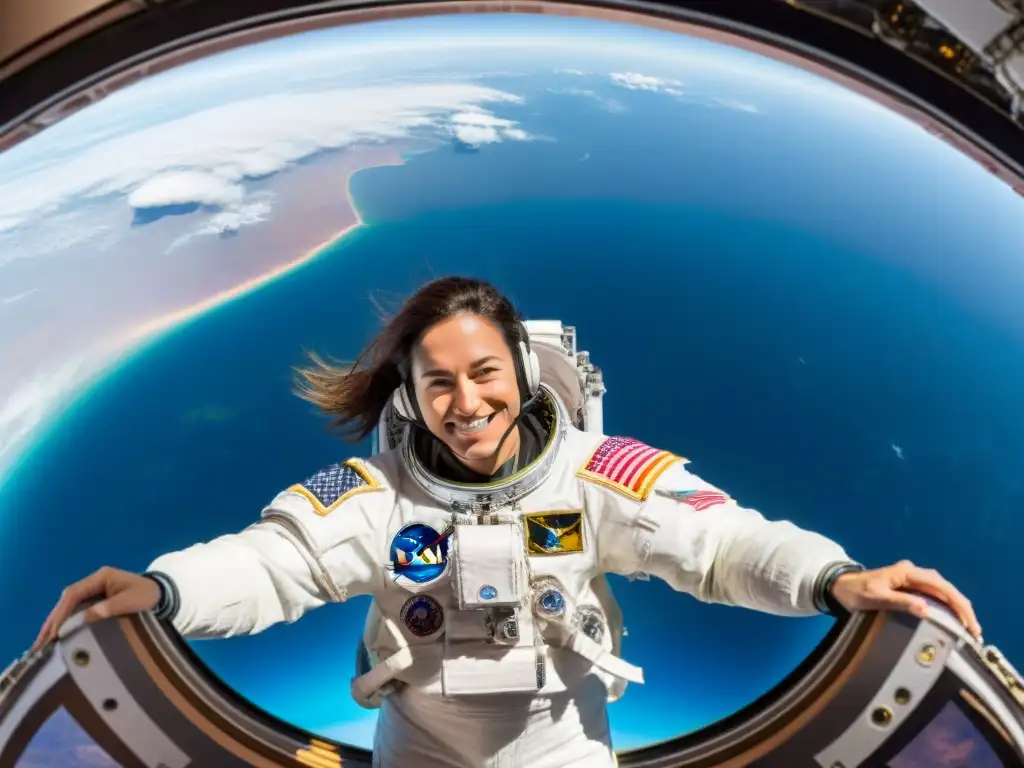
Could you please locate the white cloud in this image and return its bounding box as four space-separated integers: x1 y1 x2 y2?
0 355 97 471
598 72 761 114
0 203 121 264
198 201 273 235
712 98 760 114
1 289 35 305
167 200 273 252
558 87 595 97
547 87 626 114
609 72 683 93
127 171 244 210
449 110 533 147
0 83 530 255
559 67 760 113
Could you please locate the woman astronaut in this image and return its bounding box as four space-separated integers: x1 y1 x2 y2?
35 277 979 767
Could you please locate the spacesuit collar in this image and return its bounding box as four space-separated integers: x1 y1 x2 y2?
424 435 521 484
402 385 567 514
415 407 548 485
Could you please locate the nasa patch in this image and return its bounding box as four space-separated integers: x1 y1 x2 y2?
400 594 444 638
389 522 452 588
287 459 381 517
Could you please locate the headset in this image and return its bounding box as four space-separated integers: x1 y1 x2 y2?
390 320 542 425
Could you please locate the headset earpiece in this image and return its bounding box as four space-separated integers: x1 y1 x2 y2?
390 361 422 423
516 321 542 401
390 385 415 422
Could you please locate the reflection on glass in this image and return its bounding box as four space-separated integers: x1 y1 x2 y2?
888 700 1004 768
15 706 120 767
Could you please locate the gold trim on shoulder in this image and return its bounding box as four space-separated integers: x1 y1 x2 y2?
287 458 384 517
576 437 684 502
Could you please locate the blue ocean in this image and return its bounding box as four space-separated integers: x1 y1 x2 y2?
3 72 1022 748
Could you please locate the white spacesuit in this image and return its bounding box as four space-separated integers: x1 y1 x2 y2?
146 328 857 768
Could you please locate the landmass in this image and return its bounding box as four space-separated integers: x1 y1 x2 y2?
0 144 404 478
114 144 404 348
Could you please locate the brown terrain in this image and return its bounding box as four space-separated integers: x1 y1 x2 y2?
0 144 404 473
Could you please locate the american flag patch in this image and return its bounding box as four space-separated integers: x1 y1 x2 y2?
657 488 731 511
288 459 381 517
577 437 681 501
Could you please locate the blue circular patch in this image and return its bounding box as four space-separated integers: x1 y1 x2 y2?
479 585 498 601
537 588 566 617
390 523 450 585
400 595 444 637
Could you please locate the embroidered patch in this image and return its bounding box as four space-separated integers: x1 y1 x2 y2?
532 577 569 618
390 523 452 587
572 605 606 644
288 459 381 517
400 594 444 637
657 488 732 511
576 437 681 501
525 511 584 556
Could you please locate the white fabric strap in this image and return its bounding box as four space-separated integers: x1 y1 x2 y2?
562 629 644 684
352 616 644 706
351 647 415 706
351 634 642 706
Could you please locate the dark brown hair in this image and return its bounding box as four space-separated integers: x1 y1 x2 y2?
294 276 524 441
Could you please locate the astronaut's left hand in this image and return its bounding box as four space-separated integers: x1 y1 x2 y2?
830 560 982 640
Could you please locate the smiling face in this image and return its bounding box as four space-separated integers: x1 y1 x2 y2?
410 313 522 475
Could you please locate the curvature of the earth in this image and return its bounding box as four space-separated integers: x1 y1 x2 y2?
1 11 1022 760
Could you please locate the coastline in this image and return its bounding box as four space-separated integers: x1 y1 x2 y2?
0 223 362 487
0 152 399 487
112 151 392 352
113 220 363 352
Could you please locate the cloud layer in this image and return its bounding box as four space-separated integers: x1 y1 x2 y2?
0 354 98 472
554 69 760 114
547 87 626 113
128 171 245 210
609 72 683 94
0 83 532 261
449 110 531 147
0 77 536 477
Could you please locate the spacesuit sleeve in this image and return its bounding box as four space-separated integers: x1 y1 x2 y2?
146 459 388 638
590 447 853 617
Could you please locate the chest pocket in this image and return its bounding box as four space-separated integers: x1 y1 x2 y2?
350 506 643 708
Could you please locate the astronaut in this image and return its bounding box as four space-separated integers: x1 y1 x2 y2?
35 276 980 768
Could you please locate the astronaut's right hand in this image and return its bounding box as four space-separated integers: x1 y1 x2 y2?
32 567 161 653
